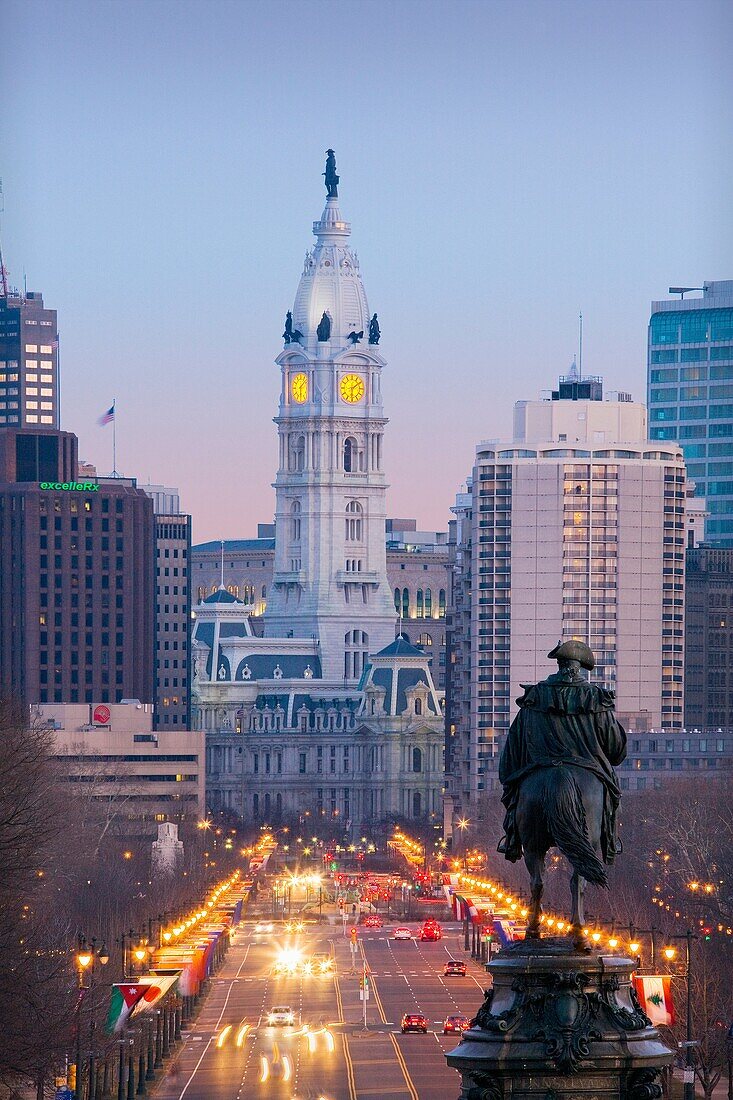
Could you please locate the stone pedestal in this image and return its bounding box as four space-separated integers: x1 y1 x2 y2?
446 938 673 1100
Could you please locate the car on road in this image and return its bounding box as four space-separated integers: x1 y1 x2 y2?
442 1014 470 1034
362 914 383 929
444 959 467 976
253 921 274 936
267 1005 296 1027
309 952 333 973
420 920 442 941
392 927 412 941
401 1012 429 1034
284 919 305 933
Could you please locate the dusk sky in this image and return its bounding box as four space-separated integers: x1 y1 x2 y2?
2 0 731 542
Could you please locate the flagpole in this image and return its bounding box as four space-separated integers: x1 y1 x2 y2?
112 397 117 477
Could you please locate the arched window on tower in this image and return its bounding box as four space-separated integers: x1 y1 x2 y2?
416 589 424 617
402 588 409 619
394 588 401 613
439 589 446 618
290 500 301 542
412 746 423 771
412 791 422 818
290 435 305 472
424 588 432 617
344 629 369 680
343 436 358 473
345 500 363 541
417 632 432 648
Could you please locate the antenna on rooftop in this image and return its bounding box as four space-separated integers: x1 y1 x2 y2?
578 311 583 381
0 180 9 300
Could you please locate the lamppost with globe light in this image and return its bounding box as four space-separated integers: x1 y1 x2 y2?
74 936 109 1100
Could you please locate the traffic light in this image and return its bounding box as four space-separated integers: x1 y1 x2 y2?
350 928 358 946
703 927 712 942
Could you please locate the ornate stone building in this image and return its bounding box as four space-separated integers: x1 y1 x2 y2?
192 159 444 827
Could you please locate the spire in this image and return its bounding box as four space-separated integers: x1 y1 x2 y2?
0 179 9 300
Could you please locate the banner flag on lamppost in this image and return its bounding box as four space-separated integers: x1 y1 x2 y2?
105 984 148 1034
633 975 675 1027
105 974 180 1034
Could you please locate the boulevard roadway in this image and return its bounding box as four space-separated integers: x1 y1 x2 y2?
154 917 488 1100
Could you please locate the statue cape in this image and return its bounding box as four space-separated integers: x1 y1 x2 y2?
498 675 627 864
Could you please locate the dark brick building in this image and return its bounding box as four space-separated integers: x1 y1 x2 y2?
684 546 733 727
0 427 156 705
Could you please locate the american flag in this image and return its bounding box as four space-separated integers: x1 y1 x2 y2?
97 403 115 426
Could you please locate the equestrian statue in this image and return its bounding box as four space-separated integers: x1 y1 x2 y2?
498 640 627 947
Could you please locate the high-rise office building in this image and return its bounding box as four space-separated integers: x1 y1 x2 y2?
0 289 59 429
647 281 733 546
0 427 156 705
445 371 686 820
684 546 733 728
149 495 191 731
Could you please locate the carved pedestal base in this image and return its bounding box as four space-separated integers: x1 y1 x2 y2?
446 939 673 1100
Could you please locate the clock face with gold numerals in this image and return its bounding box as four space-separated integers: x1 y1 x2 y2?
291 372 308 403
339 373 365 403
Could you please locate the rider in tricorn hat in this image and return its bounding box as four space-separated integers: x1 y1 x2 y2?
498 640 627 867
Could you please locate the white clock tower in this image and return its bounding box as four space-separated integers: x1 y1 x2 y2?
264 155 397 680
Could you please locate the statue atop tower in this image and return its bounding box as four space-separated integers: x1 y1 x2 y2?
324 149 339 198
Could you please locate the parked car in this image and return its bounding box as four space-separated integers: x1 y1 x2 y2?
401 1012 429 1034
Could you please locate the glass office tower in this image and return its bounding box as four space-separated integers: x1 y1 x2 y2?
648 281 733 547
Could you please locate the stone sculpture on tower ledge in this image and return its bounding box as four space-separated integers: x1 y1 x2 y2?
446 641 673 1100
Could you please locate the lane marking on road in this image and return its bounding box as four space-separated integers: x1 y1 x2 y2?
333 941 358 1100
342 1032 358 1100
175 975 237 1099
389 1033 420 1100
360 941 388 1024
235 945 251 978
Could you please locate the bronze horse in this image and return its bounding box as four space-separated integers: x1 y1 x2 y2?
498 641 626 944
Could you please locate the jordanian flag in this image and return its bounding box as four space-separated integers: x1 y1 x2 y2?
105 984 148 1034
634 975 675 1027
105 975 180 1034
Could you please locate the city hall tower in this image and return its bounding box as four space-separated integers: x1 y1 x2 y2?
264 154 396 679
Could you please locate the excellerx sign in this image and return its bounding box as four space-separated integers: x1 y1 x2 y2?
39 482 99 491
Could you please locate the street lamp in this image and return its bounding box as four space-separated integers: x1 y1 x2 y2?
663 930 697 1100
74 937 109 1100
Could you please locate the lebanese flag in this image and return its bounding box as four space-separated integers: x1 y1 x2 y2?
634 976 675 1027
105 983 148 1034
